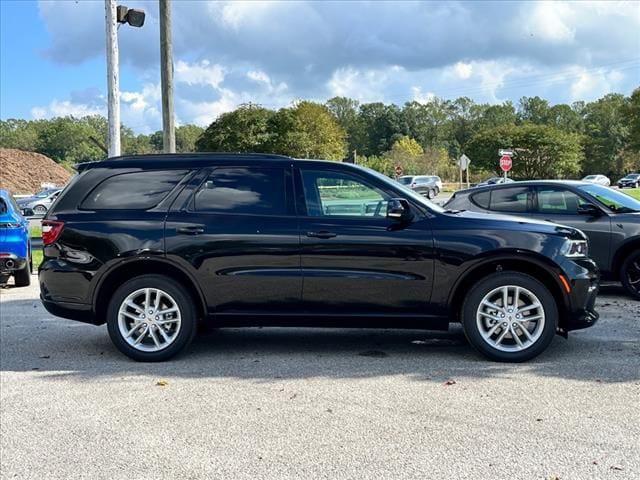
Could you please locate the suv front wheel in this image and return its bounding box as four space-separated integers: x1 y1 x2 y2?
462 272 557 362
107 275 197 361
620 250 640 300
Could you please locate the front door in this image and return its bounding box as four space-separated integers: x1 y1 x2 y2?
530 185 611 269
164 165 302 314
296 166 434 317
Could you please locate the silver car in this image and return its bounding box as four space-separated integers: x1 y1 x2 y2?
582 174 610 187
16 188 62 215
397 175 441 199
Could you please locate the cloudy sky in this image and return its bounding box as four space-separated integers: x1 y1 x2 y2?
1 0 639 134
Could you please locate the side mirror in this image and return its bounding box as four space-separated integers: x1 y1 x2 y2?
387 198 413 222
22 208 34 217
577 204 601 216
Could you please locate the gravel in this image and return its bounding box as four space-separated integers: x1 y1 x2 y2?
1 279 639 479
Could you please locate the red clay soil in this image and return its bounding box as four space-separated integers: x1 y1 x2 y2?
0 148 73 195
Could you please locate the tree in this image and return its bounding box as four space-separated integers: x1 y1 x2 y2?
518 96 551 124
195 103 274 152
624 87 640 154
358 102 404 156
326 96 363 155
269 101 347 160
176 125 204 152
466 124 583 179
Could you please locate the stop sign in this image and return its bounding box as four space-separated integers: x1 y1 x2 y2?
500 155 512 172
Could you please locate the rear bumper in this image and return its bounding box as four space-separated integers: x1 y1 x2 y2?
0 253 27 274
40 295 99 325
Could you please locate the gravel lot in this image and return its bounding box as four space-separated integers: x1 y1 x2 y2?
1 278 639 480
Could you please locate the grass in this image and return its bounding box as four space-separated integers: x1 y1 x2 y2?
623 188 640 200
30 224 42 238
32 250 43 271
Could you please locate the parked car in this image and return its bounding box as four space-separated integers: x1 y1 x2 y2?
617 173 640 189
476 177 515 187
445 181 640 298
582 175 610 187
16 188 62 215
397 175 441 198
40 154 599 362
0 189 32 287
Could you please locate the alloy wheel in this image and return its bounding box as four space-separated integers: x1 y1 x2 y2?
476 285 545 352
624 257 640 296
117 288 182 352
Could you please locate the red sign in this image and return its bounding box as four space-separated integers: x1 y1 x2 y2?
395 165 403 176
500 155 512 172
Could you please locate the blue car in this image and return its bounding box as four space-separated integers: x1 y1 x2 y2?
0 189 32 287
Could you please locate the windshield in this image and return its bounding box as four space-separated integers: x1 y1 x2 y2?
623 174 640 179
583 175 597 180
578 184 640 213
359 167 445 213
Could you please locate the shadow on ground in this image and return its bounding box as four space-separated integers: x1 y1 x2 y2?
1 285 638 385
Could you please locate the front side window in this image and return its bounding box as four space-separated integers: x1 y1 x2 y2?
301 169 390 217
81 170 187 210
194 167 286 215
489 187 531 213
536 187 589 215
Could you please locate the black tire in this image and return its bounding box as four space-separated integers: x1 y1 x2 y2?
106 274 197 361
428 189 436 199
33 204 47 215
461 271 558 362
620 250 640 300
14 257 31 287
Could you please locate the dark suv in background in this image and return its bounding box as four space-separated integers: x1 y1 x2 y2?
40 154 598 362
445 181 640 299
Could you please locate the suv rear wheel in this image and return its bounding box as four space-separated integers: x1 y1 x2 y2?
620 250 640 300
461 272 557 362
106 274 197 361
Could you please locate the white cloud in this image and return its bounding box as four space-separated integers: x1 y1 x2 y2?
569 67 626 101
411 87 436 104
453 62 473 80
30 100 105 119
526 1 576 43
175 60 225 89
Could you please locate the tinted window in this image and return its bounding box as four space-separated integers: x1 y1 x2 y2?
578 184 640 213
398 177 413 185
301 169 389 217
81 170 187 210
0 198 7 214
536 187 588 215
471 191 490 209
194 167 286 215
490 187 530 213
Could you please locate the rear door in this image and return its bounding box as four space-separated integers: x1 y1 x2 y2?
528 185 611 269
164 164 302 315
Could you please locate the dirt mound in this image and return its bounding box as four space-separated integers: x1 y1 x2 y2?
0 148 73 195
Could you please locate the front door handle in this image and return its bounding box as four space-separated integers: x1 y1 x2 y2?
177 225 205 235
306 231 337 239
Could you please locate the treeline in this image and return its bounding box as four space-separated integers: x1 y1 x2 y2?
1 89 638 181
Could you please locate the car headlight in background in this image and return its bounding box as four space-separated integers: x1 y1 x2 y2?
562 239 589 258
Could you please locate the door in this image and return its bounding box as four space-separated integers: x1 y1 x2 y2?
164 165 302 314
529 186 611 269
296 166 435 316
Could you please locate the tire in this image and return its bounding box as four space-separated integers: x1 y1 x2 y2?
33 205 47 215
620 250 640 300
427 189 436 199
461 272 558 362
13 257 31 287
106 274 197 361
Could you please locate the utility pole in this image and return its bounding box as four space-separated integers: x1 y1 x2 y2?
105 0 121 158
159 0 175 153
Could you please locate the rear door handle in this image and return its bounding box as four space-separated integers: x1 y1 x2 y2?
177 225 205 235
306 231 337 239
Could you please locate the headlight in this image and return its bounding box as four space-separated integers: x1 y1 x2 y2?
561 239 589 258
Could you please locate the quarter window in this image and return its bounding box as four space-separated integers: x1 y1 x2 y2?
489 187 531 213
300 170 390 217
81 170 187 210
194 167 286 215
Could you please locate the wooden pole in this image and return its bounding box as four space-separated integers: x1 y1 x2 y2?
160 0 176 153
105 0 120 158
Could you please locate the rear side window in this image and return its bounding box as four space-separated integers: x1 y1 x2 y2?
194 167 286 215
489 187 531 213
470 191 490 209
81 170 187 210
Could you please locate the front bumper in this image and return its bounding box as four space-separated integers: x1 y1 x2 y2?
560 257 600 332
0 253 28 274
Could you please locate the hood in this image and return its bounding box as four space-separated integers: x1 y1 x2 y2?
444 209 586 240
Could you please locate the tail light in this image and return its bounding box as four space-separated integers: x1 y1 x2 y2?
42 220 64 246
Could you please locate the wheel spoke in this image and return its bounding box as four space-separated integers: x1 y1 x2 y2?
144 288 151 311
486 322 501 338
125 322 143 337
495 327 509 345
133 326 149 345
149 327 161 348
125 300 143 313
479 311 501 321
515 321 533 341
518 303 541 314
156 326 171 343
482 300 502 312
513 287 520 308
502 287 509 309
158 306 178 315
121 311 141 322
510 325 524 347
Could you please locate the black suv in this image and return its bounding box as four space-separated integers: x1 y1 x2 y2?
40 154 599 362
445 181 640 299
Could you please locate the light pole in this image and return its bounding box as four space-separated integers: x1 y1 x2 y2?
104 1 145 158
159 0 175 153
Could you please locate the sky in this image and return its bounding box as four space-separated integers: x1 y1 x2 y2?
1 0 639 134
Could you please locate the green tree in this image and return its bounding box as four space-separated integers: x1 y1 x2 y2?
326 96 363 155
176 125 204 152
624 87 640 154
466 124 583 179
195 103 274 152
518 96 551 124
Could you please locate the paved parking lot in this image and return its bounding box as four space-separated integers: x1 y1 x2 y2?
1 279 639 479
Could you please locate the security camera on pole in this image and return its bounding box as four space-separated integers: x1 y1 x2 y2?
499 149 513 179
104 1 145 158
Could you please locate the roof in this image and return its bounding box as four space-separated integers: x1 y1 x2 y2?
77 152 297 171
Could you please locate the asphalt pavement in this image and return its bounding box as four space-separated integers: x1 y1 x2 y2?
1 278 639 480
